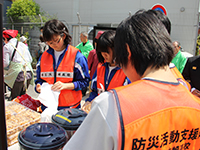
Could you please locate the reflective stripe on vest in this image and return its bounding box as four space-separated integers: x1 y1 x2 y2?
41 71 73 78
97 63 126 95
111 80 200 150
41 72 54 78
40 45 82 107
170 65 191 91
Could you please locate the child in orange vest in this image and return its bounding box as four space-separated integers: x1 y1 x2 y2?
83 30 131 110
35 19 90 110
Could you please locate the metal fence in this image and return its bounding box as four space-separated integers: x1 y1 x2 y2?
3 15 48 58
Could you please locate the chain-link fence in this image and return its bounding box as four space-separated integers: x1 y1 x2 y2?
3 15 51 67
3 15 44 34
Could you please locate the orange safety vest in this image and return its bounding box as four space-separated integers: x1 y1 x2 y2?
111 80 200 150
170 63 191 91
40 45 82 108
96 63 126 95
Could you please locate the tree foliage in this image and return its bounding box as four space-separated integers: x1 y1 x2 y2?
6 0 57 27
5 0 57 61
6 0 40 19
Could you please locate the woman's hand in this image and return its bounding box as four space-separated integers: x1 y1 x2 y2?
82 101 92 114
51 81 75 91
51 81 66 91
36 83 41 93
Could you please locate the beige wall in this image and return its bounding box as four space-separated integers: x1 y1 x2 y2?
34 0 200 55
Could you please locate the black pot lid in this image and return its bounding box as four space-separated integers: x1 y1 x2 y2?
18 123 68 150
52 108 87 130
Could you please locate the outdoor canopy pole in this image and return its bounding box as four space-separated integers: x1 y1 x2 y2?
0 0 8 149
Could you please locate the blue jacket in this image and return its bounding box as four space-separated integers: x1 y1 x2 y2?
85 62 131 102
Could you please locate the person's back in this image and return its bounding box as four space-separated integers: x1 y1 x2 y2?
113 10 200 149
63 10 200 150
20 35 28 46
3 30 33 99
4 38 32 66
113 79 200 149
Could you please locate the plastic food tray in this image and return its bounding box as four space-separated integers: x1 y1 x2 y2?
6 101 41 147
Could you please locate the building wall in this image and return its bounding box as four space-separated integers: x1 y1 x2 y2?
34 0 200 54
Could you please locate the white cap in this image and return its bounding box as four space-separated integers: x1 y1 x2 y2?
20 36 27 42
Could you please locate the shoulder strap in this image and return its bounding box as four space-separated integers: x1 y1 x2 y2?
110 89 125 150
11 41 18 61
9 42 27 63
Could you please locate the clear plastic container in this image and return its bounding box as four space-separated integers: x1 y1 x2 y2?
6 101 41 147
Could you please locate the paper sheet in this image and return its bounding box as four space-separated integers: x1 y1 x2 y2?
37 83 60 108
37 83 60 122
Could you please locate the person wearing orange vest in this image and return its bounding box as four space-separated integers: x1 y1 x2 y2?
35 19 90 110
63 10 200 150
83 30 131 108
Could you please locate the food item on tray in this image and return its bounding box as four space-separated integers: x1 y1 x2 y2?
6 102 26 113
5 101 41 147
6 121 18 135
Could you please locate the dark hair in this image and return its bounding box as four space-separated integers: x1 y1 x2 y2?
43 19 72 46
114 10 174 76
136 9 171 35
93 38 98 43
40 26 43 30
6 35 13 42
96 30 116 63
39 35 45 42
147 9 171 34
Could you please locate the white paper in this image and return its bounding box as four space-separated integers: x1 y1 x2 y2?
37 83 60 122
38 83 60 108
